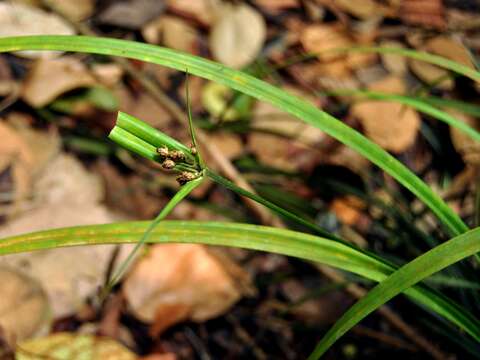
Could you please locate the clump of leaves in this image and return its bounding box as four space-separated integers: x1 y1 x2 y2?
0 35 478 358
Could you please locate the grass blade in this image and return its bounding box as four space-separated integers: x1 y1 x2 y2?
205 168 339 241
0 35 467 236
109 126 158 161
308 226 480 359
105 176 204 290
185 72 204 167
326 90 480 142
116 111 194 161
0 221 479 345
420 96 480 118
340 46 480 83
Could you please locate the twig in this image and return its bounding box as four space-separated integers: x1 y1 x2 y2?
226 313 268 360
352 325 419 352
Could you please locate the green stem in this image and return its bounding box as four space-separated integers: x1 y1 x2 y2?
206 168 342 241
104 176 204 294
117 112 195 162
109 126 159 162
0 35 467 236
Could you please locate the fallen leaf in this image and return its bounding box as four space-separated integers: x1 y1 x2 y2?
254 0 299 12
91 63 124 88
301 24 351 62
115 84 173 129
0 266 49 341
351 76 420 153
332 0 382 19
330 196 365 225
328 146 371 176
400 0 446 30
206 132 243 160
379 40 408 75
0 55 16 97
0 2 74 59
17 332 136 360
409 59 453 90
34 153 102 206
425 35 474 68
209 3 266 69
448 110 480 165
0 154 132 318
142 16 199 54
0 120 34 208
140 354 177 360
407 36 469 91
248 132 311 171
21 57 96 108
7 112 61 178
98 0 166 29
252 96 326 146
166 0 221 27
44 0 95 21
300 24 376 76
95 160 167 220
123 244 251 334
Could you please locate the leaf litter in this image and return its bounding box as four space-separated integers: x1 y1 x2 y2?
0 0 479 358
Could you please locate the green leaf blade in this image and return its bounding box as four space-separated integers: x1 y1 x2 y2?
0 35 467 236
0 221 479 344
308 227 480 359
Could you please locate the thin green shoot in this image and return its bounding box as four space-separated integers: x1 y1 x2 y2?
0 35 467 237
308 227 480 359
103 176 204 296
328 46 480 83
185 72 204 167
323 89 480 142
1 221 479 345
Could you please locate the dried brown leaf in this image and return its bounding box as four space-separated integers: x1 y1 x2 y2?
0 266 49 341
252 100 326 146
0 3 74 59
448 110 480 165
0 120 34 207
0 154 131 317
254 0 300 12
333 0 382 19
209 3 266 69
166 0 221 26
351 76 420 153
379 40 408 75
400 0 446 30
143 16 199 54
98 0 166 29
44 0 95 21
300 24 376 77
409 59 453 90
123 244 250 331
21 57 96 108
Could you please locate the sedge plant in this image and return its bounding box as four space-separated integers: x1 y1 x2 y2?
0 35 478 358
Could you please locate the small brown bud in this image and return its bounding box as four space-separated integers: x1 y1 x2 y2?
169 150 185 161
157 146 169 157
161 159 176 169
176 171 198 185
190 145 197 155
